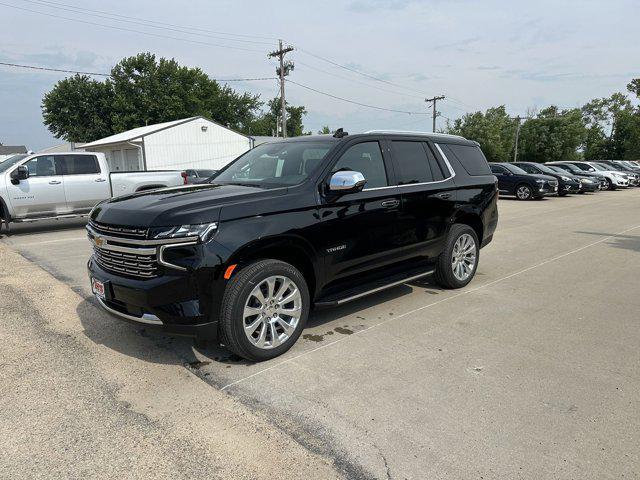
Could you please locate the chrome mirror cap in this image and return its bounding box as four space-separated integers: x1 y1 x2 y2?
329 171 366 192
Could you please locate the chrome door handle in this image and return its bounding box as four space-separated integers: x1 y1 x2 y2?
95 178 106 182
381 199 400 208
436 192 451 199
49 180 62 185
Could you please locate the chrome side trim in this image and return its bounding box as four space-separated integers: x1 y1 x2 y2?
86 225 199 246
335 269 435 305
96 296 162 325
158 241 198 271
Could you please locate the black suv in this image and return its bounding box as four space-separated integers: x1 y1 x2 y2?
87 131 498 361
489 162 558 200
512 162 581 195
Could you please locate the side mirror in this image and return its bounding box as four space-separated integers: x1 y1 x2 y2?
10 165 29 184
328 170 366 194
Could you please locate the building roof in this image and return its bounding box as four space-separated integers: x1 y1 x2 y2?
38 142 86 153
83 117 199 149
0 145 27 155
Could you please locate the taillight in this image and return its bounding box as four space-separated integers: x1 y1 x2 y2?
181 171 188 185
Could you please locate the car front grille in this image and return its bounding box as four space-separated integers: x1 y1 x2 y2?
88 220 148 239
93 245 158 278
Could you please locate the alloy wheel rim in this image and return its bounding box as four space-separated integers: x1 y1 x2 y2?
451 233 477 281
243 275 302 349
517 186 531 199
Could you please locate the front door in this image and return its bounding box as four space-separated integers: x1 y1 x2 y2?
318 140 403 285
489 164 514 194
5 155 67 218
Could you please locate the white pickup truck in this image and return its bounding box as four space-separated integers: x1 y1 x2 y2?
0 152 186 230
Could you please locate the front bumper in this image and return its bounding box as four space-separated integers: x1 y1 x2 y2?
560 182 581 194
88 257 222 340
536 184 558 197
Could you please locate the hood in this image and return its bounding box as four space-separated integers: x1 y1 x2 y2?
90 183 287 227
529 174 557 182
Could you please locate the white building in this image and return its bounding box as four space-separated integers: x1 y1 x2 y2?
82 116 253 172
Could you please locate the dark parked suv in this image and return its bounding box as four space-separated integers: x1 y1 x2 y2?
87 131 498 361
489 162 558 200
512 162 581 195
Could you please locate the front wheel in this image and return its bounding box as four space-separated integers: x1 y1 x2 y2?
606 178 615 190
516 184 533 200
434 224 480 289
219 259 309 361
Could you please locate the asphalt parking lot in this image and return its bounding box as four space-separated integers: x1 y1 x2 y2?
2 189 640 479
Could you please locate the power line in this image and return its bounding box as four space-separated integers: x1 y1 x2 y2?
0 2 264 53
0 61 277 82
294 46 430 97
285 79 429 115
18 0 275 46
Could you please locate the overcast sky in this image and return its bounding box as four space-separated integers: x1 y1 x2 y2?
1 0 639 150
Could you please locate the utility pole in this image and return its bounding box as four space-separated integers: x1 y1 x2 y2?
425 95 445 132
512 116 522 162
268 40 294 138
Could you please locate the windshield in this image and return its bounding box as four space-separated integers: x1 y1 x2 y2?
213 141 334 187
535 164 557 175
590 163 607 171
503 163 528 175
0 154 28 172
549 166 571 175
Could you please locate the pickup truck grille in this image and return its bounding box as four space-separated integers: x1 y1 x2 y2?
93 246 158 278
88 220 148 239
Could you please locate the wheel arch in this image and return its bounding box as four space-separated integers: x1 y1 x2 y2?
451 210 483 245
229 235 319 297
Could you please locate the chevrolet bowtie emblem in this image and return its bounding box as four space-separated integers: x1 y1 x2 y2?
94 236 105 247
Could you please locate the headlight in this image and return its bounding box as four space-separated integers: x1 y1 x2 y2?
536 179 545 184
612 172 625 178
150 222 218 242
561 176 571 181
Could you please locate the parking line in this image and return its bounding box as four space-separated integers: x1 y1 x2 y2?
220 222 640 391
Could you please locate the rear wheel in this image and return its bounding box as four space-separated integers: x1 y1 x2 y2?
219 259 309 361
434 224 479 289
516 184 533 200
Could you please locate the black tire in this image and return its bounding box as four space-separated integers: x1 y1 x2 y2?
219 259 310 362
515 183 533 200
434 224 480 289
605 178 615 190
558 191 568 197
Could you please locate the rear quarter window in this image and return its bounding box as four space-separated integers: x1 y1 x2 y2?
441 144 491 176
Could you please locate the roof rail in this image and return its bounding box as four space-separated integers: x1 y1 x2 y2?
363 130 465 139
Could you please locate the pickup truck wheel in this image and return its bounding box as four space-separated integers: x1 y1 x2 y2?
434 224 479 289
219 259 309 362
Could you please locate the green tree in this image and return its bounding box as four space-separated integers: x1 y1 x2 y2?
248 97 308 137
42 74 114 142
318 125 332 134
447 106 517 162
42 52 263 142
518 106 586 163
582 93 634 160
109 53 260 133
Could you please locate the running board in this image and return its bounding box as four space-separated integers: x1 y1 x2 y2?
12 213 90 223
315 268 435 308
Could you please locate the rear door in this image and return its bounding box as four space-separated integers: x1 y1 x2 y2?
318 140 403 283
5 155 67 218
390 139 457 261
59 154 110 212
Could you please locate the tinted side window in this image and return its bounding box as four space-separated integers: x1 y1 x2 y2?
24 156 58 177
59 155 100 175
443 144 491 176
332 141 388 189
424 143 446 181
391 141 433 185
490 165 507 175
